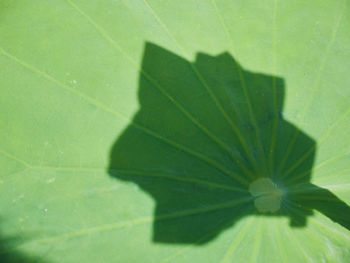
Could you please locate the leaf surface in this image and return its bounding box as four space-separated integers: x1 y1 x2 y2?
1 0 349 262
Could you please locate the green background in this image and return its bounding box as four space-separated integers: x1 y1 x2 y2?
1 0 349 262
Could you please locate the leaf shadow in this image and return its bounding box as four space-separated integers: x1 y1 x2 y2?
108 42 350 244
0 223 47 263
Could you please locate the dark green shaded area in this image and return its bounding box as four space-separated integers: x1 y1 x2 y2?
109 43 350 244
0 224 46 263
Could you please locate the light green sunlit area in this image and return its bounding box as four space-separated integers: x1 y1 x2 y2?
0 0 349 262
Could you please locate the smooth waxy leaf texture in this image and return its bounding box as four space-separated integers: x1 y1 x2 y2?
1 0 350 262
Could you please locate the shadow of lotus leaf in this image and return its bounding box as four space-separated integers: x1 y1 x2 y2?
108 42 350 244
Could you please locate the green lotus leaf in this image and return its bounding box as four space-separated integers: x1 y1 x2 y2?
1 0 349 262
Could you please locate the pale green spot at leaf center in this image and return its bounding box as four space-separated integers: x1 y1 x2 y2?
249 178 283 213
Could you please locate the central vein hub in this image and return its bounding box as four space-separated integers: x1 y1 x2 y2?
249 178 283 213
